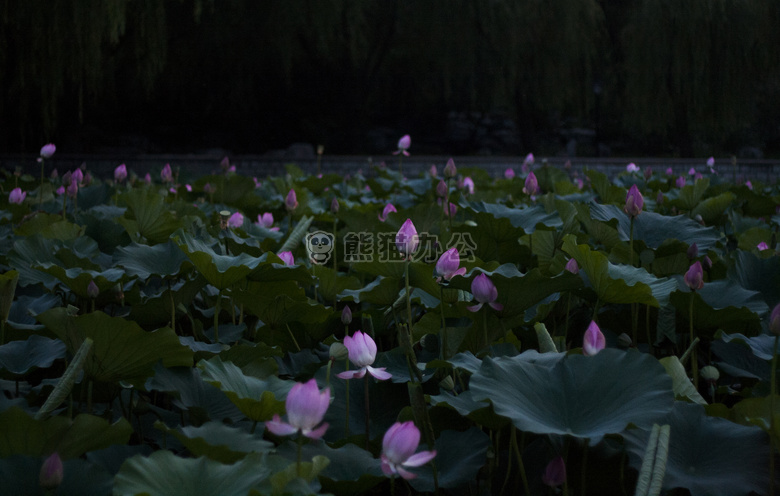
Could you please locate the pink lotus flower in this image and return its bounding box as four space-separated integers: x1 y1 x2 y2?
66 178 78 198
40 143 56 159
644 167 653 180
443 158 457 178
435 248 467 281
144 173 152 185
395 219 420 258
169 187 177 194
331 197 339 213
689 167 697 176
575 178 584 190
504 168 515 180
253 177 262 188
463 177 475 195
114 164 127 183
687 243 698 259
8 187 26 204
394 135 411 156
56 186 65 196
378 203 397 222
770 302 780 335
39 452 63 490
757 241 769 251
523 153 535 166
285 189 298 211
220 156 230 171
265 379 330 439
675 176 686 188
185 184 192 192
71 169 84 185
341 305 352 325
565 258 579 274
161 163 173 183
277 251 295 266
227 212 244 228
684 261 704 291
336 330 391 380
380 421 437 480
583 320 606 356
444 202 457 218
626 163 640 173
707 157 715 168
523 171 539 196
256 212 279 231
624 184 643 218
745 180 753 190
429 165 437 178
436 180 448 198
665 167 674 176
87 280 99 299
542 456 566 488
467 273 503 312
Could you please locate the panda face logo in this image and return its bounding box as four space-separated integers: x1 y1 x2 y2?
306 231 334 265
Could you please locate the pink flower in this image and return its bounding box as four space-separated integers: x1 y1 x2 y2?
393 135 411 156
285 189 298 211
575 178 584 190
277 251 295 266
39 452 63 490
161 163 173 183
169 187 177 194
504 168 515 180
114 164 127 183
523 153 535 166
565 258 579 274
523 172 539 196
463 177 475 195
757 241 769 251
330 197 339 213
144 173 152 185
583 320 606 356
336 330 392 380
220 156 230 171
8 187 26 204
395 219 420 258
253 177 262 188
626 163 640 173
770 302 780 335
675 176 686 188
40 143 56 159
380 421 437 480
745 180 753 190
624 184 644 218
688 167 697 176
341 305 352 325
444 202 457 218
66 178 78 198
227 212 244 228
436 180 448 198
435 248 467 281
256 212 279 231
443 158 457 178
203 183 216 194
71 169 84 185
467 273 503 312
687 243 699 259
56 186 65 196
87 280 99 299
707 156 715 168
265 379 330 439
185 184 192 192
665 167 674 176
644 167 653 180
378 203 397 222
684 261 704 291
429 165 438 178
542 456 566 487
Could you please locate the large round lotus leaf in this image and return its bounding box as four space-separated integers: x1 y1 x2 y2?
0 335 66 375
469 349 674 440
727 250 780 307
0 407 132 459
31 265 126 300
590 203 722 250
114 451 272 496
113 240 189 279
37 308 193 386
409 427 490 492
465 201 563 233
669 279 767 333
623 402 773 496
7 293 60 330
117 188 183 245
0 455 113 496
158 421 274 464
171 229 267 289
563 235 678 307
719 331 779 361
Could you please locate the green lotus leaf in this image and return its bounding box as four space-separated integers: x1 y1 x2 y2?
470 349 674 440
13 212 85 240
7 235 65 288
711 336 772 382
719 331 779 361
691 191 736 225
158 421 274 464
37 308 193 386
313 266 361 304
117 188 183 245
429 390 509 430
727 250 780 307
465 201 562 233
7 294 59 330
0 407 132 459
624 402 773 496
338 276 401 305
114 451 272 496
563 235 677 307
113 240 189 279
586 169 628 205
669 279 766 334
197 356 292 422
589 203 722 250
409 427 491 492
172 228 267 290
0 335 66 375
33 265 126 299
659 356 707 405
672 177 710 212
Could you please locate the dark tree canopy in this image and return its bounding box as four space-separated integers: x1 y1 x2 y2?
1 0 778 157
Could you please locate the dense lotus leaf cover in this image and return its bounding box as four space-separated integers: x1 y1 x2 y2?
0 158 778 495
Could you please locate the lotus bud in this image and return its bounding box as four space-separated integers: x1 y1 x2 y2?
429 165 437 178
462 176 475 195
144 173 152 185
684 261 704 291
341 305 352 325
436 180 448 198
624 184 643 218
523 172 539 196
219 156 230 171
227 212 244 228
330 197 339 213
395 134 411 156
626 163 640 173
504 168 515 180
114 164 127 183
583 320 606 356
700 365 720 383
701 255 713 271
467 273 503 312
8 187 26 204
770 302 780 335
66 178 78 198
87 280 99 299
395 219 420 258
378 203 397 222
160 163 173 183
675 176 686 188
39 452 63 490
564 258 579 274
329 342 349 361
644 167 653 180
277 251 295 266
443 158 457 178
285 189 299 211
757 241 769 251
542 456 566 488
439 375 455 391
687 243 698 260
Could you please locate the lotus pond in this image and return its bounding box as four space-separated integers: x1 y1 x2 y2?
0 154 778 495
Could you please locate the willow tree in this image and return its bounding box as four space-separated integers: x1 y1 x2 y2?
621 0 777 156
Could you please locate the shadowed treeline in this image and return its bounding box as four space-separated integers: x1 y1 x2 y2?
1 0 779 157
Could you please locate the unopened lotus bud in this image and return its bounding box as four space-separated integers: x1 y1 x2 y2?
329 342 349 361
39 452 63 490
330 197 339 214
341 305 352 325
87 280 99 299
439 376 455 391
617 333 632 348
700 365 720 383
687 243 698 260
443 158 457 178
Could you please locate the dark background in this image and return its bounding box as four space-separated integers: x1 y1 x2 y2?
1 0 779 159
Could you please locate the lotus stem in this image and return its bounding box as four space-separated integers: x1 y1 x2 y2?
770 334 778 496
689 292 698 390
39 159 45 208
440 285 447 360
214 289 221 343
286 323 300 352
511 427 531 496
364 374 370 450
581 439 589 496
297 435 303 477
